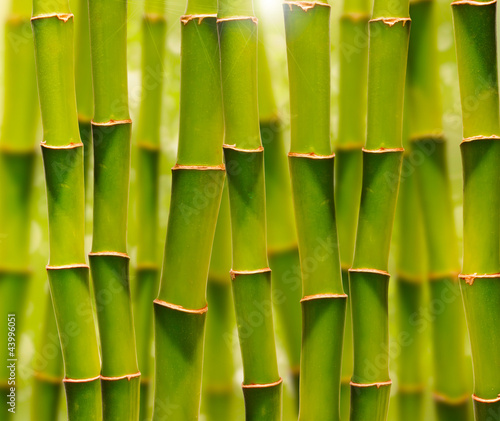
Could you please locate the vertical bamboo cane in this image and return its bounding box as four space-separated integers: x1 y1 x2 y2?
134 1 166 419
336 0 370 417
202 186 235 421
283 2 346 420
87 0 140 418
0 0 39 415
152 0 225 418
218 0 283 418
409 1 471 419
257 8 302 404
452 0 500 419
348 0 410 418
31 0 102 418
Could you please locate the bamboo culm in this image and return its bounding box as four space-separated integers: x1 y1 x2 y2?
87 0 140 418
31 0 102 418
336 0 370 416
348 0 410 418
0 0 39 416
153 0 225 418
257 5 302 407
284 2 346 420
452 0 500 418
218 0 283 418
408 1 470 419
134 0 167 419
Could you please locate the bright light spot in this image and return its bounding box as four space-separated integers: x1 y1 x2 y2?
258 0 281 17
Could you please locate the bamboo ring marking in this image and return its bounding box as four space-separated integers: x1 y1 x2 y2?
341 12 371 22
0 145 36 154
461 134 500 144
398 383 427 393
0 267 32 275
63 375 100 384
217 16 258 24
33 371 63 384
154 298 208 315
362 147 405 153
349 268 391 277
144 13 166 23
89 251 130 259
472 394 500 403
301 293 348 302
91 119 132 126
283 1 331 11
451 0 496 5
137 142 161 151
409 133 445 143
428 271 459 282
288 152 335 159
433 391 470 404
41 142 83 150
101 371 141 382
46 263 89 270
172 163 225 171
230 267 271 280
395 271 425 283
31 13 73 22
136 263 160 271
335 142 364 151
369 17 411 27
351 380 392 388
223 144 264 153
181 14 216 25
242 378 283 389
459 273 500 286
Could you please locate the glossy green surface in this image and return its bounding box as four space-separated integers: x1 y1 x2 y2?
350 383 391 421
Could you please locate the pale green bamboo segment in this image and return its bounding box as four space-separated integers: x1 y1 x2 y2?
218 0 254 18
10 0 31 16
33 0 71 15
373 0 408 17
146 0 167 15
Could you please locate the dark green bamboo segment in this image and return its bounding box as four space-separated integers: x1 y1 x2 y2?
397 392 425 421
31 296 64 421
453 0 500 414
203 186 235 421
435 399 470 421
242 381 283 420
350 383 391 420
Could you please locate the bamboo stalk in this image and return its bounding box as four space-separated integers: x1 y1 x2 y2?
202 186 235 421
87 0 140 418
152 0 225 419
408 1 471 419
348 0 410 418
218 0 282 418
31 0 102 419
0 0 39 416
452 0 500 419
336 0 370 416
134 1 167 419
257 7 302 405
283 2 346 420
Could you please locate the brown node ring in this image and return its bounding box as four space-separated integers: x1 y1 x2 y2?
63 375 100 384
349 267 390 277
283 1 331 11
451 0 496 5
89 251 130 259
180 14 217 25
154 298 208 315
461 134 500 144
301 293 348 302
230 267 271 280
217 16 258 24
223 144 264 153
459 273 500 286
46 263 89 271
433 391 470 404
172 163 225 171
41 142 83 150
288 152 335 159
31 13 73 22
473 394 500 403
242 378 283 389
340 12 371 22
91 119 132 127
369 17 411 27
362 147 405 153
351 380 392 389
101 371 141 382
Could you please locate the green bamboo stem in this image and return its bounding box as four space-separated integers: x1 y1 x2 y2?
31 0 102 419
257 7 301 404
152 0 225 419
218 0 282 419
0 0 39 416
202 186 235 421
134 1 167 419
336 0 370 416
452 0 500 418
349 0 410 418
87 0 140 418
283 2 346 420
408 1 470 419
31 297 64 421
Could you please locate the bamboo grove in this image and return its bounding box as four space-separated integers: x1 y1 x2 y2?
0 0 499 419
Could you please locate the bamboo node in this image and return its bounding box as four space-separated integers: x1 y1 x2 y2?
458 273 500 285
89 251 130 259
242 378 283 389
451 0 496 5
433 391 470 404
63 375 100 384
288 151 335 159
33 371 63 384
461 134 500 144
283 1 330 11
351 380 392 389
40 142 83 150
217 16 258 24
180 14 217 25
154 298 208 315
340 12 371 22
223 144 264 153
137 141 161 151
398 383 427 393
472 393 500 403
172 163 225 171
46 263 89 270
362 147 405 153
301 293 348 302
31 13 74 23
91 119 132 127
101 371 141 382
409 133 445 143
349 267 391 277
369 17 411 27
144 13 166 23
230 268 272 280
